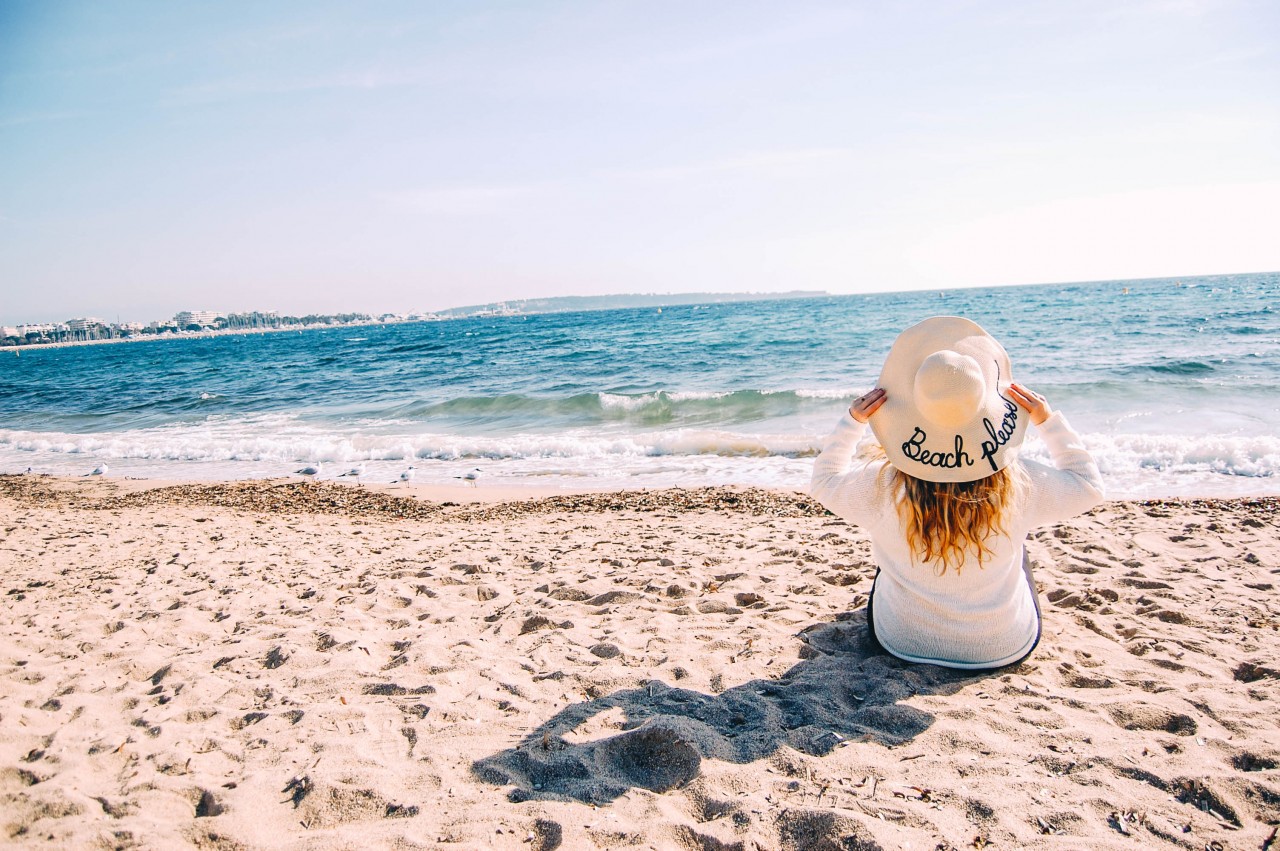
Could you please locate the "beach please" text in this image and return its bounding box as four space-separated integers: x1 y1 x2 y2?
979 397 1019 473
901 428 972 470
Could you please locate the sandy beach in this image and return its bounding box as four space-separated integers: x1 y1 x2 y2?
1 474 1276 850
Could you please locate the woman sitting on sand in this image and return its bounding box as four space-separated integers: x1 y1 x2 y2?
810 317 1103 670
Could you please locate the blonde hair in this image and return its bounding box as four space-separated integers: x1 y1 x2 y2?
857 438 1023 574
892 465 1024 575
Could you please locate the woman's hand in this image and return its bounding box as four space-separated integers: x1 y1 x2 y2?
1009 382 1052 426
850 387 887 423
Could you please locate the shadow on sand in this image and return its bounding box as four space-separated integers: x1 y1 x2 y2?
473 611 996 805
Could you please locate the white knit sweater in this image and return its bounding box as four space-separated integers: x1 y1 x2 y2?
810 410 1104 669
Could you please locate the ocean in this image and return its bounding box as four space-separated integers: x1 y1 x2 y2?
2 272 1277 498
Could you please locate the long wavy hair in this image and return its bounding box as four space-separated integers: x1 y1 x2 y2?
857 441 1025 574
893 466 1025 574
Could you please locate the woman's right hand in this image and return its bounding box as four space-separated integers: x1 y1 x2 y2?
1009 382 1052 426
850 387 887 423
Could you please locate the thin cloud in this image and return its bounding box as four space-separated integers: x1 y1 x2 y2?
0 109 89 129
603 148 855 183
381 147 858 216
381 147 854 215
651 8 864 66
1097 0 1225 21
379 183 549 216
1183 43 1271 71
162 63 446 106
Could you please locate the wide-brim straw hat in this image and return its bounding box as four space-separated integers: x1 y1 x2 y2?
868 316 1027 483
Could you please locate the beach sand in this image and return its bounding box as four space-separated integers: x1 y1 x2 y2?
1 475 1276 850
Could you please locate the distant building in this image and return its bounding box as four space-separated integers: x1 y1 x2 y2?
174 310 222 328
1 326 18 339
66 317 106 333
19 322 66 338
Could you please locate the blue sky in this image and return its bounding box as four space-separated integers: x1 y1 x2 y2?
2 0 1277 323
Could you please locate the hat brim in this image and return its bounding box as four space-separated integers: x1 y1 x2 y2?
868 317 1028 483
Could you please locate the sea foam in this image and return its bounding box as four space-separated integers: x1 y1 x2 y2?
4 422 1277 499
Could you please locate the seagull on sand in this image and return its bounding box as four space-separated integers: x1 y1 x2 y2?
85 463 108 477
295 463 323 477
455 468 482 487
337 463 366 480
393 466 416 485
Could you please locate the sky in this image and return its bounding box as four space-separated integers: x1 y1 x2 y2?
1 0 1278 324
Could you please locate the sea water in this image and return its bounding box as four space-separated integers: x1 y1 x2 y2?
2 272 1277 498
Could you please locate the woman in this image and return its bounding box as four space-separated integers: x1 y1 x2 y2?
810 317 1103 670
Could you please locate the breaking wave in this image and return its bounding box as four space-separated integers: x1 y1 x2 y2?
368 388 858 426
4 423 1277 484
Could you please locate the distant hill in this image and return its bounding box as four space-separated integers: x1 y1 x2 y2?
435 291 827 318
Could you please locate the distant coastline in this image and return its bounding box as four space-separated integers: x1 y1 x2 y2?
1 291 829 352
0 320 383 352
433 290 829 318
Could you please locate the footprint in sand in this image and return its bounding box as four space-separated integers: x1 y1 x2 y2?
1058 662 1114 689
1233 660 1278 682
1132 530 1209 558
193 788 225 817
776 809 883 851
519 615 573 634
527 819 563 851
547 587 592 602
1230 751 1279 772
1173 778 1243 828
1105 701 1197 735
1137 606 1198 626
669 823 747 850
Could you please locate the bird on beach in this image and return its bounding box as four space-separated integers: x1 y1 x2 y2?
337 463 366 481
455 468 482 487
295 463 323 477
86 464 108 477
393 466 416 485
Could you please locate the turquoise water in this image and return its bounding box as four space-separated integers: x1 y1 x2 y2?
2 272 1277 497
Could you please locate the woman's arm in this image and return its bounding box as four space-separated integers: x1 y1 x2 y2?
810 389 888 524
1010 383 1104 524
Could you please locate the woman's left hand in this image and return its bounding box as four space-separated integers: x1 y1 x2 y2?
850 388 887 423
1009 382 1052 426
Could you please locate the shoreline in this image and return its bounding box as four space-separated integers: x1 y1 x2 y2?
0 320 395 353
2 475 1276 849
0 473 627 505
0 475 833 523
3 473 1277 515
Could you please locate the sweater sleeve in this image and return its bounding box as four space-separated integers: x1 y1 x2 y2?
1021 411 1105 528
809 412 887 526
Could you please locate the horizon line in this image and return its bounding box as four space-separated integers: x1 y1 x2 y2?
4 268 1275 328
